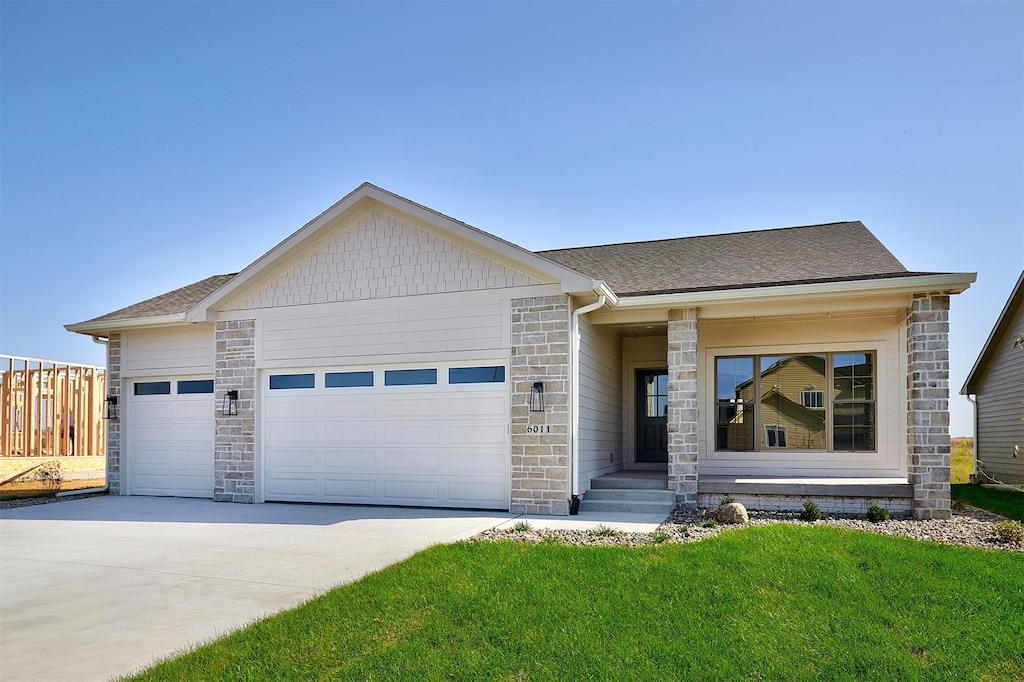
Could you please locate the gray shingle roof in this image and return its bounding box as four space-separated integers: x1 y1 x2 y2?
73 274 236 325
72 221 923 327
537 221 913 296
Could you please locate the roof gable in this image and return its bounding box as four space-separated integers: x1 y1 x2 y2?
226 207 544 311
539 222 911 296
961 270 1024 395
189 183 595 320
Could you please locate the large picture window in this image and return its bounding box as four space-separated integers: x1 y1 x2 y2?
715 352 875 453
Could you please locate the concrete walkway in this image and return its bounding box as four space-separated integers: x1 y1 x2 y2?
0 496 513 681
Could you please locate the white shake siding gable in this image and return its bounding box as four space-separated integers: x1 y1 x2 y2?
122 326 215 376
576 317 623 490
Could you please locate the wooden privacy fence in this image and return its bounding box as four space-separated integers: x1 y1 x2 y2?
0 355 106 457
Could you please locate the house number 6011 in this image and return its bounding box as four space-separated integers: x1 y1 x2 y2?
526 425 551 434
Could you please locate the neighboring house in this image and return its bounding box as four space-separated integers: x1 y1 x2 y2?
961 270 1024 485
66 183 975 518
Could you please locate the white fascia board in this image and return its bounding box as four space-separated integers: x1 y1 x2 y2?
614 273 977 311
65 314 189 335
186 183 596 321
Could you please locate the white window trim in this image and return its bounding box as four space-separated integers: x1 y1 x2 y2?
703 341 891 470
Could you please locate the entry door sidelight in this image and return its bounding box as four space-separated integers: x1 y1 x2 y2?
636 369 669 464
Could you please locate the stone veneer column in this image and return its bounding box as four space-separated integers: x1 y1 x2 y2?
214 320 256 503
667 308 699 508
105 333 122 494
907 294 952 520
510 296 571 515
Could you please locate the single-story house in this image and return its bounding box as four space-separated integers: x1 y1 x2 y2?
66 183 976 519
961 270 1024 485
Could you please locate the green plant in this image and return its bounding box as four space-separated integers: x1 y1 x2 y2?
866 504 891 523
30 460 62 495
799 500 823 522
701 519 717 528
991 520 1024 544
649 531 669 544
511 520 533 532
720 494 736 504
592 524 620 537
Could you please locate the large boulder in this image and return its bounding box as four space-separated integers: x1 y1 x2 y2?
716 502 749 524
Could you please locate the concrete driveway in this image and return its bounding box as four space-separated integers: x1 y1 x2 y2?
0 496 512 681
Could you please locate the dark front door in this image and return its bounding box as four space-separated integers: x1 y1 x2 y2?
636 369 668 464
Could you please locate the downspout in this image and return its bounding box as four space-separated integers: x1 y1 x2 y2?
965 394 978 483
568 281 617 514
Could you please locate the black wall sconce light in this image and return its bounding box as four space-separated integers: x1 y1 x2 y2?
222 389 239 416
104 395 118 420
530 381 545 412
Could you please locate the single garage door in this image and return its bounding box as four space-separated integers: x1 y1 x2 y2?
262 363 509 509
128 378 215 498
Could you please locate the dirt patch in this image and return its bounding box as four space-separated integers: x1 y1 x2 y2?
1 477 106 498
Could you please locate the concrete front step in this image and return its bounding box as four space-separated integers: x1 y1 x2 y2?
584 488 676 503
579 482 676 514
577 499 676 515
590 473 669 490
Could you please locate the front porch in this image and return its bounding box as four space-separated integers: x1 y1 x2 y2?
581 472 914 515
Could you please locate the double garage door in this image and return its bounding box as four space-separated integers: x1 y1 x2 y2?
126 364 510 509
262 364 510 509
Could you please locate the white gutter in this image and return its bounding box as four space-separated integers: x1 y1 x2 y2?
569 281 617 512
65 313 189 335
612 273 976 310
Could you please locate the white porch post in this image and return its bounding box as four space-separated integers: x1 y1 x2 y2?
667 308 699 507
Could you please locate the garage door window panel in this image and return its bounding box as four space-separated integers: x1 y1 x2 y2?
449 366 506 384
178 379 214 394
134 381 171 396
385 369 437 386
270 373 315 390
325 371 374 388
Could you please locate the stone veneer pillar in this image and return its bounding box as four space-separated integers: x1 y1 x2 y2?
907 293 952 520
667 308 699 507
214 320 256 503
510 296 571 515
105 333 122 494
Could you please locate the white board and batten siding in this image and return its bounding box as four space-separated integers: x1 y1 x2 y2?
973 298 1024 484
121 326 214 376
576 318 623 489
250 289 524 369
261 363 510 509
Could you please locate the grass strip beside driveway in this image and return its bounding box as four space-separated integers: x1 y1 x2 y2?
128 524 1024 681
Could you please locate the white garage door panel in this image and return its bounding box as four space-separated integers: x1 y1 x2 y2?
263 367 509 509
128 382 214 499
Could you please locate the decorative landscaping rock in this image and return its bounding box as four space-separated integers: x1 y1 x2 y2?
717 502 749 524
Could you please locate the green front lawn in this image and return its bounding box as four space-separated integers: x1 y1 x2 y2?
129 525 1023 681
952 483 1024 521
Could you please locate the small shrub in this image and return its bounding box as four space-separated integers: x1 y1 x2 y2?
720 494 736 504
30 460 62 495
649 531 669 544
991 520 1024 544
511 521 533 533
866 504 891 523
540 535 562 546
799 500 823 522
593 524 620 537
701 519 717 528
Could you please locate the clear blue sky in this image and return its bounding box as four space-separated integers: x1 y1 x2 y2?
2 1 1021 437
